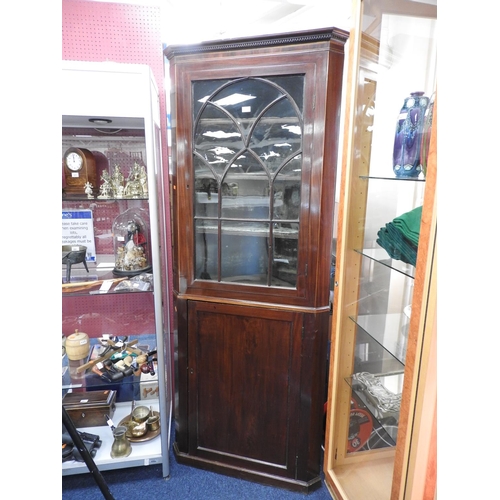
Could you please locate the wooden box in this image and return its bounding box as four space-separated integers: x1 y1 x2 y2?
62 390 116 428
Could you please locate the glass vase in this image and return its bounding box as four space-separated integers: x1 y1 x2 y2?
419 92 435 177
392 91 429 178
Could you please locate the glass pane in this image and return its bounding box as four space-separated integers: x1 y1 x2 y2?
267 75 304 111
192 75 304 287
194 157 218 218
272 222 299 287
353 325 406 376
251 99 302 175
353 254 412 370
220 221 269 284
195 219 218 280
192 78 233 118
194 105 244 178
273 156 301 221
222 157 269 219
210 78 283 136
357 14 437 181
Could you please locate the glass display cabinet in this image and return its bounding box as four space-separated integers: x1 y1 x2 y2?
165 28 348 492
61 61 172 478
323 1 437 499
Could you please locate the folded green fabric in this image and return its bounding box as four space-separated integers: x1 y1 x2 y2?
376 206 422 267
391 206 422 246
377 222 418 266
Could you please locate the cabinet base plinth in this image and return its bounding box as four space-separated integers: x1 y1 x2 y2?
173 443 322 494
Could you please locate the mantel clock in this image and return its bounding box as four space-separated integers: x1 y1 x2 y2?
63 147 97 195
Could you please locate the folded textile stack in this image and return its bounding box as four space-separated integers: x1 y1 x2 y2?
376 206 422 266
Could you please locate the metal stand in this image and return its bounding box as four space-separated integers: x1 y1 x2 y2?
62 405 115 500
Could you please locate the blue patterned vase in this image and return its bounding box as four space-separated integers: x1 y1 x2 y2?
419 92 435 177
393 91 429 178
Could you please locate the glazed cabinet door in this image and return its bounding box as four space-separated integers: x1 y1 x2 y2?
323 1 437 499
167 29 347 310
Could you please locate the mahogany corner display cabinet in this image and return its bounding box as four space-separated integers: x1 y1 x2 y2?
323 1 437 499
165 27 348 492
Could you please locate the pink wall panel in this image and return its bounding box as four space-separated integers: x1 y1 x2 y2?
63 293 156 338
62 0 173 337
62 0 163 76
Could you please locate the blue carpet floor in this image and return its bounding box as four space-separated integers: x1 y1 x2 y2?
62 432 332 500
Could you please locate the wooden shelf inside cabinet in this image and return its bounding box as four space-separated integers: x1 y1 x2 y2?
195 173 301 182
196 194 283 207
196 221 299 239
197 116 301 125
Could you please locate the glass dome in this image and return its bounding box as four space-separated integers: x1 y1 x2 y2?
112 207 152 276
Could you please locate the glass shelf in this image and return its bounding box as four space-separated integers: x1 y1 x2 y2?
63 195 149 202
354 247 415 278
359 175 426 182
351 313 409 368
62 399 162 476
62 255 155 296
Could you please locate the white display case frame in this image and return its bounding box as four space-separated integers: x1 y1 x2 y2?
62 61 172 479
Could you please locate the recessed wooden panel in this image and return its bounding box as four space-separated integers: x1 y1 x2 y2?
190 302 300 468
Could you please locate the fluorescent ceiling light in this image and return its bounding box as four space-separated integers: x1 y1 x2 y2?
203 131 241 139
199 93 257 106
209 147 235 155
89 118 112 124
261 151 281 159
282 125 301 135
